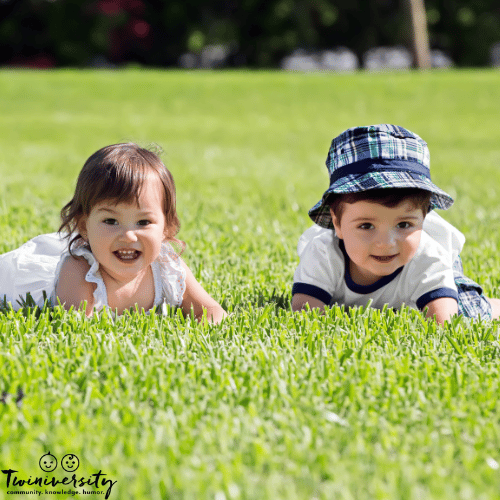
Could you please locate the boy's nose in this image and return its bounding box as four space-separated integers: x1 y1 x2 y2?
375 231 396 248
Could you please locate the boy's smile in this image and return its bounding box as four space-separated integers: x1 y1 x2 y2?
371 254 398 263
331 200 425 286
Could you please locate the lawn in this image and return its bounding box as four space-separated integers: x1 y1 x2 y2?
1 69 500 499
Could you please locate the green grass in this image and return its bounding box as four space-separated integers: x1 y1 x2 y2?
1 69 500 499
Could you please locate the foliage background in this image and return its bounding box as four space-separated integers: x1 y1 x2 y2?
0 0 500 68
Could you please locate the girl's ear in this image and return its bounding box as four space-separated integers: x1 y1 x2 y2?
77 217 88 242
329 208 343 239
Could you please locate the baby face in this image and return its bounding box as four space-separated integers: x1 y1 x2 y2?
79 173 167 285
331 200 424 286
39 452 57 472
61 453 80 472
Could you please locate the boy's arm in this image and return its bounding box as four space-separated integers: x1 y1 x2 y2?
291 293 327 312
292 227 340 313
424 297 458 325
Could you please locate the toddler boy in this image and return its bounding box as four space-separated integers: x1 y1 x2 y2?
292 124 499 323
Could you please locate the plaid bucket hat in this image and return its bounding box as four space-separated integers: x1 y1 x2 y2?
308 124 454 229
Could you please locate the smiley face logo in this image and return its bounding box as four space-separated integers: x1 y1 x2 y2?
39 452 57 472
61 453 80 472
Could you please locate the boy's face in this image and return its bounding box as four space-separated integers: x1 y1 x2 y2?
330 200 425 286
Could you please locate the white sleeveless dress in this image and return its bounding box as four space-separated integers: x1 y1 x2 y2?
0 232 186 313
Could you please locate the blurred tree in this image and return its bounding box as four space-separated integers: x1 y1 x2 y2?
405 0 431 68
423 0 500 66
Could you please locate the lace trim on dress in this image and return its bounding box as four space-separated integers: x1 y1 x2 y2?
71 244 108 310
155 242 186 308
56 240 186 312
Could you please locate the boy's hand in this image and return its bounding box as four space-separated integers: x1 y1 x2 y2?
291 293 327 312
424 297 459 325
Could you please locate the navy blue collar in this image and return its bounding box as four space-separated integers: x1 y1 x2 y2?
338 239 404 294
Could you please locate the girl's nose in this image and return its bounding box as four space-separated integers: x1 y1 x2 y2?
119 229 138 242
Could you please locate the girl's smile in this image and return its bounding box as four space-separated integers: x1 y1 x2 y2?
113 250 141 262
113 249 141 261
331 200 425 286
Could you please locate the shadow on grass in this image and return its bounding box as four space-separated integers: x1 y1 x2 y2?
255 288 290 309
1 291 51 319
0 292 184 320
220 288 291 314
2 289 292 320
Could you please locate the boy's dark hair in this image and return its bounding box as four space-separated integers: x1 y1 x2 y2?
328 188 432 223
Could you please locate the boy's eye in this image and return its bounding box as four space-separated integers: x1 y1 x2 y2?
103 218 118 225
358 223 374 230
397 221 413 229
137 220 151 226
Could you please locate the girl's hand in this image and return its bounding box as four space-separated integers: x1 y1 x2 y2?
180 260 227 324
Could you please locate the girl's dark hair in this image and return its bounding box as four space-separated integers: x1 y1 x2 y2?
328 188 432 223
59 143 184 255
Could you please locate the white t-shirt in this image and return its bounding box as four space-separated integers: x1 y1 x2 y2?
293 211 465 311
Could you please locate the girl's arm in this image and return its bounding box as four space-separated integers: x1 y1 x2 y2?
180 260 227 324
55 256 95 316
291 293 327 312
424 297 458 325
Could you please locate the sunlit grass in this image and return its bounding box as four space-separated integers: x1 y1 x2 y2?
1 69 500 499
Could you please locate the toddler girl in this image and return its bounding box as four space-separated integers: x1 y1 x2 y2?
1 143 226 323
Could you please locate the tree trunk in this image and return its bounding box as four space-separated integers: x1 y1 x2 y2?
406 0 431 69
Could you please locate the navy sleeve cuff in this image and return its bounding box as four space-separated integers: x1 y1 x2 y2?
416 287 458 310
292 283 332 305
